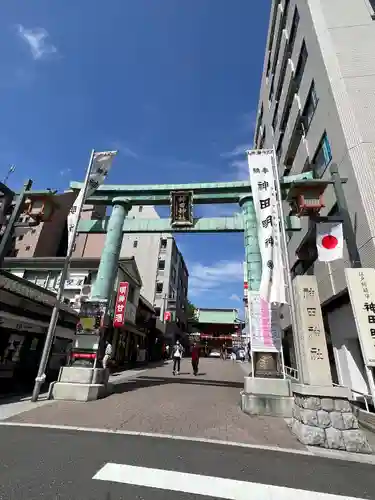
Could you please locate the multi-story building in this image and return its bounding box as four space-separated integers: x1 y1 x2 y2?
255 0 375 396
120 206 189 343
9 196 189 343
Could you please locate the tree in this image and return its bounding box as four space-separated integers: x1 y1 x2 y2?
186 300 197 320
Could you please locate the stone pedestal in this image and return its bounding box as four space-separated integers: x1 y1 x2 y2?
51 367 111 402
241 377 293 418
291 384 372 454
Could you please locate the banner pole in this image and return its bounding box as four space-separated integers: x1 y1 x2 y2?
31 149 95 402
271 148 304 384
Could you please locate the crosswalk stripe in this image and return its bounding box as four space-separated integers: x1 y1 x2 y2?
93 463 364 499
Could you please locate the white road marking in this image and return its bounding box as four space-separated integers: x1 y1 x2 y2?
93 463 365 499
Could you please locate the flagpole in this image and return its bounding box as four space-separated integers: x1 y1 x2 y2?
271 148 304 384
31 149 96 402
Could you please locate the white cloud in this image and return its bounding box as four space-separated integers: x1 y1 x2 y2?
60 168 71 177
229 293 241 302
188 260 243 297
110 141 139 159
231 159 249 181
220 143 251 159
17 25 57 60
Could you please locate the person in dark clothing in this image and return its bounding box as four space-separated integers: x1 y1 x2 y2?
191 343 200 375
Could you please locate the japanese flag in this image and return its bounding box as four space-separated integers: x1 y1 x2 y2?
316 222 343 262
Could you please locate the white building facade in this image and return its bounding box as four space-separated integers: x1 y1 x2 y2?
255 0 375 396
120 205 189 342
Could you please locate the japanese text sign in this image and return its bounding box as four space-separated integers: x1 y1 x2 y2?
113 282 129 328
345 268 375 367
293 275 332 385
247 149 286 305
170 191 193 226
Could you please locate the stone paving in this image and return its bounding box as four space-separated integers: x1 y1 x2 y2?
6 358 304 449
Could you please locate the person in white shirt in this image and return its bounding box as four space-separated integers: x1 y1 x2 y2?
102 341 112 369
172 340 184 375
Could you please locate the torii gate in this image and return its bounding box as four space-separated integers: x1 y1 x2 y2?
73 174 310 377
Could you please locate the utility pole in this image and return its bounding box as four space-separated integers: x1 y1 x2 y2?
330 163 361 268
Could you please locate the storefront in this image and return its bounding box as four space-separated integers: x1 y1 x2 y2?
0 271 77 395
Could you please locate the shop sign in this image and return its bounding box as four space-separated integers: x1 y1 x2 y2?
113 282 129 328
164 311 171 322
56 275 86 290
0 273 55 307
0 313 45 334
76 300 106 335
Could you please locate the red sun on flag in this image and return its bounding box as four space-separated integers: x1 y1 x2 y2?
321 235 338 250
316 222 343 262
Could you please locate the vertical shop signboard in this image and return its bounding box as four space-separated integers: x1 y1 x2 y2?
113 282 129 328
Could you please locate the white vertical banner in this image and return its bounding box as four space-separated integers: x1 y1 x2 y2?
249 291 282 352
247 149 286 305
67 151 117 253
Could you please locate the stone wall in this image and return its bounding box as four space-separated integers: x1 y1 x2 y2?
291 393 372 454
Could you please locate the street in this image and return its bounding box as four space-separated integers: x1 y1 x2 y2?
1 358 375 498
5 358 301 448
0 425 374 499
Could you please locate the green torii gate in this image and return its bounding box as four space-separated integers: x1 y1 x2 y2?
73 174 313 375
73 178 304 300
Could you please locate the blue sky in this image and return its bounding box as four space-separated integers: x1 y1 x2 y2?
0 0 270 315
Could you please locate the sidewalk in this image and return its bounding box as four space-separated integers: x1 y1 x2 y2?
3 358 303 450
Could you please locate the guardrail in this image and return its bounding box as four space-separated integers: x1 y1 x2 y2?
333 383 373 413
285 365 299 380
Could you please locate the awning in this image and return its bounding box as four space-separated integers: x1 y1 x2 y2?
0 311 75 339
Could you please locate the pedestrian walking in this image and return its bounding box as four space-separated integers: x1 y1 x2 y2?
221 342 227 361
191 342 200 375
231 350 237 362
102 341 112 369
172 340 184 375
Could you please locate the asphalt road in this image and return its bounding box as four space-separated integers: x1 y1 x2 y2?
0 425 374 499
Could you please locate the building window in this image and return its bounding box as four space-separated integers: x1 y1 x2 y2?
274 7 300 108
272 102 279 131
154 307 161 317
287 7 299 57
128 284 135 302
156 282 163 294
171 266 176 282
294 41 308 91
31 229 36 234
312 133 332 178
301 81 318 131
259 127 266 149
160 238 167 249
18 235 24 241
271 0 290 77
158 260 165 270
25 245 31 251
133 240 138 248
139 206 143 212
366 0 375 17
254 109 263 146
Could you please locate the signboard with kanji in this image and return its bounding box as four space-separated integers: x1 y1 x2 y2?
293 275 332 385
113 282 129 328
164 311 171 322
345 268 375 367
170 191 193 227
